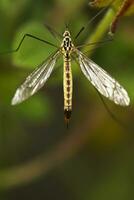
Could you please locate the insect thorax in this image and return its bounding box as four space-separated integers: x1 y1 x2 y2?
61 31 74 57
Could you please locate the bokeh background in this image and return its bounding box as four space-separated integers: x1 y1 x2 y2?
0 0 134 199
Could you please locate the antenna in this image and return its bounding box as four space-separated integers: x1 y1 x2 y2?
65 21 69 29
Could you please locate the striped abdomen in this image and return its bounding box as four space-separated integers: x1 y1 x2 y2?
63 55 73 123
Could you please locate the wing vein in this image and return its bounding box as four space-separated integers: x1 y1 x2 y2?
12 50 60 105
77 50 130 106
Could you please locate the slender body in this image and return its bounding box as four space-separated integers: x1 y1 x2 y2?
61 31 74 124
11 29 130 128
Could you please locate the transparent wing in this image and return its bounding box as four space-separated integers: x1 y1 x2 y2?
78 50 130 106
12 51 60 105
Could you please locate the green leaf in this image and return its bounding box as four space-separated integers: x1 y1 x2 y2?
12 21 58 69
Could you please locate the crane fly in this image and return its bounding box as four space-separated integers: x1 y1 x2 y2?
11 29 130 126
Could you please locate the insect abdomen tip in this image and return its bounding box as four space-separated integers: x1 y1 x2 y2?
64 109 72 128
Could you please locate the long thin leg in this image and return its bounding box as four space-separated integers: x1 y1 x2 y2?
82 45 106 55
44 23 62 42
96 89 129 131
74 0 115 40
0 33 58 55
76 37 113 49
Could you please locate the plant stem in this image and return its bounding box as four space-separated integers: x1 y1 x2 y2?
83 8 115 54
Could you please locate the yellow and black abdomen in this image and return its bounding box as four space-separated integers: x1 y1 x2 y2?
63 55 73 123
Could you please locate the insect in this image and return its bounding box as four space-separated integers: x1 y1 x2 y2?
1 1 129 126
10 27 130 126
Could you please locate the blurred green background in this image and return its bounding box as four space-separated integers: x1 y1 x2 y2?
0 0 134 199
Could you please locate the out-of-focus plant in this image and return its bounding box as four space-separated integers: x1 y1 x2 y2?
89 0 134 34
0 0 134 195
0 0 133 190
